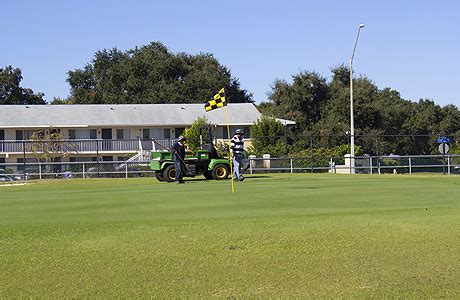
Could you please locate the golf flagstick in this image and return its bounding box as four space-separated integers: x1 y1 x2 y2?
225 90 235 194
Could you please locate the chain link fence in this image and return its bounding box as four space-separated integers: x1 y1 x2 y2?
0 161 153 180
1 154 459 181
1 134 459 181
247 155 460 175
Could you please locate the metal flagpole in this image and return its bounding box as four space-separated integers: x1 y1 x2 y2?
224 89 235 193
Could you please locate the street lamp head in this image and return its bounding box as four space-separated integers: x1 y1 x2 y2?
359 23 365 28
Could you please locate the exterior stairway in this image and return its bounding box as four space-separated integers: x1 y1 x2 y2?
116 150 151 170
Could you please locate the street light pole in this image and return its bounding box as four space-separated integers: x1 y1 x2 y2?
349 23 365 174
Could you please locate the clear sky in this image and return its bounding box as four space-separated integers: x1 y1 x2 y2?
2 0 459 107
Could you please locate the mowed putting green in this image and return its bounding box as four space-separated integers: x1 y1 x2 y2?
0 174 459 298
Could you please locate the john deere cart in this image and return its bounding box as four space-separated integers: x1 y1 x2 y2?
150 147 233 182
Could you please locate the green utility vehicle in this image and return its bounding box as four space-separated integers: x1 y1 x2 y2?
150 146 240 182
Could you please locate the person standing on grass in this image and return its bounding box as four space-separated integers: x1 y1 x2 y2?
230 129 245 181
171 136 186 184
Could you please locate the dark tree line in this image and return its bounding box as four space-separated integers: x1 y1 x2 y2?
2 42 252 105
0 66 46 105
66 42 252 104
258 66 460 155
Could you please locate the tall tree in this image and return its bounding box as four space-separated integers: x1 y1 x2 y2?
0 66 46 105
261 66 460 155
67 42 253 104
264 71 329 133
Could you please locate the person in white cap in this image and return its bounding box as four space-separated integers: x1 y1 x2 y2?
230 129 245 181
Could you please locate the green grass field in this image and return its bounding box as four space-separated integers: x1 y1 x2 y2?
1 174 459 298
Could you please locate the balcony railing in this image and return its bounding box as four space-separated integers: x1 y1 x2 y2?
0 139 178 154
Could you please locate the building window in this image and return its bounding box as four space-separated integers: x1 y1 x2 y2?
243 126 251 138
221 126 250 139
16 130 35 141
69 129 97 139
117 129 124 140
175 128 185 138
70 157 97 163
15 130 36 140
16 130 23 140
90 129 97 139
116 129 130 140
69 130 76 139
143 129 150 139
223 126 236 140
101 129 112 140
164 128 171 139
0 130 4 153
143 128 171 140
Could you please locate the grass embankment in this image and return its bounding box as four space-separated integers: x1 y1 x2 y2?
0 174 459 297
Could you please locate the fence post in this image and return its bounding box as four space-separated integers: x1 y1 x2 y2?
249 155 256 175
82 163 85 179
409 157 412 175
369 157 372 174
447 155 451 175
442 147 446 175
378 158 381 174
125 163 128 178
263 154 271 169
310 136 314 173
284 120 288 152
290 158 293 174
39 162 42 180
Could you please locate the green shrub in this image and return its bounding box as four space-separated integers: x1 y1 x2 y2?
249 116 286 157
183 117 211 151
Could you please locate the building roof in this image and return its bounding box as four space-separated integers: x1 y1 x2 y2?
0 104 295 128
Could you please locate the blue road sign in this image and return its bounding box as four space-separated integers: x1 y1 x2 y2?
437 136 451 144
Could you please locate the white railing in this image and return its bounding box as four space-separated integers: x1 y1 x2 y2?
0 139 176 153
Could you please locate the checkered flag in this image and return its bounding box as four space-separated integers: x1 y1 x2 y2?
204 88 226 112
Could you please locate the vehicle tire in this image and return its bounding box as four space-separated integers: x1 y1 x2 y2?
155 171 166 182
163 165 176 182
203 171 213 180
212 164 230 180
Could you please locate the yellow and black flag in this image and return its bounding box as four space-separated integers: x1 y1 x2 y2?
204 88 226 112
